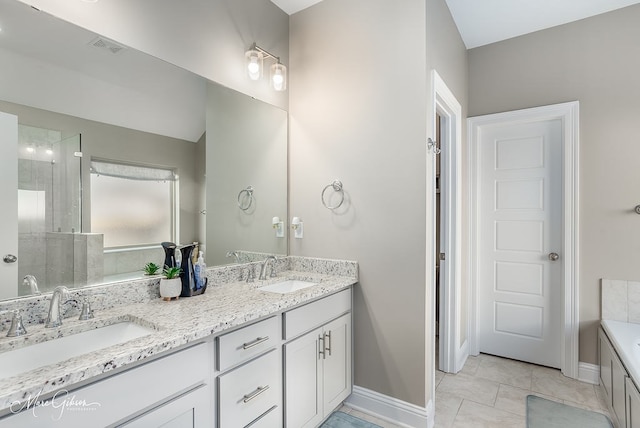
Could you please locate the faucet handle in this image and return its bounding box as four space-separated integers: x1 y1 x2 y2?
246 265 255 283
78 300 94 320
6 309 27 337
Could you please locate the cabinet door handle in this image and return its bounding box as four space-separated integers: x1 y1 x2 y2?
318 334 325 360
243 385 270 403
324 331 332 356
242 336 269 350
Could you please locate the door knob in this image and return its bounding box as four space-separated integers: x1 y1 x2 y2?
548 252 559 261
3 254 17 264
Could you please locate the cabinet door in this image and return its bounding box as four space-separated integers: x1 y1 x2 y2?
322 313 352 413
612 349 627 425
599 328 613 406
121 384 211 427
285 327 323 428
627 378 640 428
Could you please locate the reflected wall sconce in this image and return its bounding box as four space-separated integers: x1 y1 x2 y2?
272 216 284 238
291 217 303 239
245 43 287 91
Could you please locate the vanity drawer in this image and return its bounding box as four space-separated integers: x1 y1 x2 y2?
218 349 282 428
284 288 351 340
217 316 279 371
246 405 281 427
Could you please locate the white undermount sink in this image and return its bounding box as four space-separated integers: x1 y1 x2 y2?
259 279 318 294
0 320 155 381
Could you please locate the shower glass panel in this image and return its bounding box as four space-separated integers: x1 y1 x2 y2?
17 125 81 295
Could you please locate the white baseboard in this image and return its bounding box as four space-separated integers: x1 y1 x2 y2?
344 386 431 428
578 361 600 385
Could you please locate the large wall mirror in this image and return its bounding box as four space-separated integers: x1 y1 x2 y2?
0 0 288 300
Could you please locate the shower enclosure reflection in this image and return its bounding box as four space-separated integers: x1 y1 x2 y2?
17 125 84 295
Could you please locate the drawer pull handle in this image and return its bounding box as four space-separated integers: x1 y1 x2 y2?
243 385 270 403
324 331 332 356
243 336 269 350
319 334 325 360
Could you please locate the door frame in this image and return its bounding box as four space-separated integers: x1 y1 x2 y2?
468 102 580 378
430 71 465 374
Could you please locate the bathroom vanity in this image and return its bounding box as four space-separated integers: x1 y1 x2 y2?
599 321 640 428
0 256 356 427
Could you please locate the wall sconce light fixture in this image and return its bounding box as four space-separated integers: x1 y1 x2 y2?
272 216 284 238
245 43 287 91
291 217 303 239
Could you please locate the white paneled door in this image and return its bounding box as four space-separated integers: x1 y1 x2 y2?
0 112 18 299
477 118 562 368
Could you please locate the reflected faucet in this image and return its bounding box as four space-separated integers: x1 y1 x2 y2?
23 275 40 295
45 286 76 328
259 256 277 281
226 251 241 264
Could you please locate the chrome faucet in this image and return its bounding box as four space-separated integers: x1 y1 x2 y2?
259 256 277 280
226 251 241 263
23 275 40 295
45 286 75 328
1 310 27 337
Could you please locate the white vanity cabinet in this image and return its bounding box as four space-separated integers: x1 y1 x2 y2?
0 284 354 428
599 327 628 427
0 342 213 428
284 290 352 428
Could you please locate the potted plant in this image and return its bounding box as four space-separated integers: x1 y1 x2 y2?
159 265 182 301
143 262 161 276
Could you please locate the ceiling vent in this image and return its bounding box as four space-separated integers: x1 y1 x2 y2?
88 36 126 55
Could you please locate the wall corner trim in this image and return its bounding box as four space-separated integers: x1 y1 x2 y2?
344 386 431 428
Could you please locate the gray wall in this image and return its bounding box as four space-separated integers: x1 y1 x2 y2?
468 4 640 365
290 0 428 406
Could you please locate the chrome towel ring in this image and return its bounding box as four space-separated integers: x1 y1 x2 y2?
321 180 345 210
238 186 254 211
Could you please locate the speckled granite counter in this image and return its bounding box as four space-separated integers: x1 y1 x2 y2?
0 256 357 412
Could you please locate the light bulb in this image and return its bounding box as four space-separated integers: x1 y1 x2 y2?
248 60 260 77
46 148 53 155
270 63 287 91
26 146 34 153
245 49 263 81
273 72 283 88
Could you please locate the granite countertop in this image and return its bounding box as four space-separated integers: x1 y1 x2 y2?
0 269 356 412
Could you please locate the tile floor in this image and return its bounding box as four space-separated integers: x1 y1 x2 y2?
341 352 611 428
434 353 611 428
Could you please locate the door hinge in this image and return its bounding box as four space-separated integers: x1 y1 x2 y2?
439 253 446 261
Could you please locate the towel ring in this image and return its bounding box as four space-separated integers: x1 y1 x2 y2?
237 186 254 211
321 180 345 210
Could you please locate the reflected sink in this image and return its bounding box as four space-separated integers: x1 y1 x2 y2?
0 320 155 380
259 280 318 294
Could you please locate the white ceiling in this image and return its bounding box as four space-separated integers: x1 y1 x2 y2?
270 0 324 15
445 0 640 49
270 0 640 49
